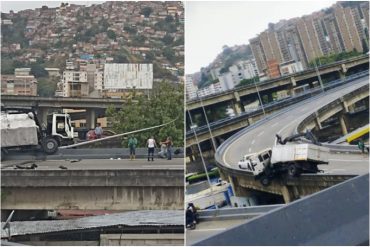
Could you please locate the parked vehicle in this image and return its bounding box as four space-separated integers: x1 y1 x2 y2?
1 107 74 159
238 143 329 186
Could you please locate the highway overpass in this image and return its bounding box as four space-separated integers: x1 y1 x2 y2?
1 159 184 211
187 56 368 126
186 71 369 148
1 96 127 128
214 75 369 202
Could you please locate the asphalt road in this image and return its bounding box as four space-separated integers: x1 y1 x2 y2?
1 158 184 170
221 77 369 175
186 218 252 245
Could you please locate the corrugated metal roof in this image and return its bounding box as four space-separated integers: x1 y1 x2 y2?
1 210 183 237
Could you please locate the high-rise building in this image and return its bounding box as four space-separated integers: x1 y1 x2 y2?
185 75 198 100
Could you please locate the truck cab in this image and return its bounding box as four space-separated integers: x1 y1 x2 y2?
46 113 75 145
238 148 272 176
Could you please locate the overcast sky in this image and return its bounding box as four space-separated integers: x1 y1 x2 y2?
185 1 336 74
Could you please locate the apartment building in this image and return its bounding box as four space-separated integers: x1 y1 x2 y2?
1 69 38 96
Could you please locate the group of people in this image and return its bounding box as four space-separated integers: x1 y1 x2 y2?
128 135 173 161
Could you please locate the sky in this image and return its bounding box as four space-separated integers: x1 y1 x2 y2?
185 1 336 74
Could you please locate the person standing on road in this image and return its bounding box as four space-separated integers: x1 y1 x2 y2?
94 123 103 139
161 136 173 160
128 136 138 160
147 136 157 161
358 140 365 154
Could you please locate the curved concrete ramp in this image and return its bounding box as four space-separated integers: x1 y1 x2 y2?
193 173 369 246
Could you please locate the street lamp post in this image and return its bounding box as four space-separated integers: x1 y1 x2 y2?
187 110 218 209
197 91 217 152
253 77 266 116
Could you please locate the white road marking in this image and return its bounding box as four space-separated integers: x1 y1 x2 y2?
192 228 226 232
271 122 279 127
248 148 252 152
251 139 255 145
257 131 264 137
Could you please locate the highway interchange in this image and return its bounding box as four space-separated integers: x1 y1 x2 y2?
219 76 369 175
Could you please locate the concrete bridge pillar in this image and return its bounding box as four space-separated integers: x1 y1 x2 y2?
86 109 96 130
281 186 294 203
314 117 322 131
339 112 348 135
228 176 252 197
37 107 49 126
290 77 297 87
233 91 244 114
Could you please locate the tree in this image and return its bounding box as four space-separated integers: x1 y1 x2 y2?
106 81 183 147
30 64 48 78
37 77 58 97
163 47 176 63
140 7 152 17
165 15 174 23
107 30 116 40
113 54 129 63
162 34 174 45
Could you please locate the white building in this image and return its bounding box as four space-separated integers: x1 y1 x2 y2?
279 61 304 76
14 68 31 77
185 75 198 100
61 71 88 97
197 82 223 98
104 63 153 90
218 72 234 91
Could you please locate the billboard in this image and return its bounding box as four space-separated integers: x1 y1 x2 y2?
104 64 153 90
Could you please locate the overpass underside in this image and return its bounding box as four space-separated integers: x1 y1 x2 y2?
221 170 355 203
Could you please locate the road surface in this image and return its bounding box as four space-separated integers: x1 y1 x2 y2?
1 158 183 170
220 76 369 175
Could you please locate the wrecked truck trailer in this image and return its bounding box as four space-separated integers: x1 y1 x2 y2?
1 108 74 160
238 144 329 186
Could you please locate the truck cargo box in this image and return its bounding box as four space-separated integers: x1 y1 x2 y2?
1 113 39 148
271 144 329 165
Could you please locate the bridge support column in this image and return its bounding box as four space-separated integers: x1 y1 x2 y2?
314 113 322 130
290 77 296 87
233 92 244 115
339 112 348 135
228 176 252 197
37 107 48 125
86 109 96 130
289 87 296 97
281 186 293 203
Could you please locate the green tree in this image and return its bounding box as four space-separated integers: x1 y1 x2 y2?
113 54 129 63
106 81 183 147
30 64 48 78
107 30 116 40
162 34 174 45
37 77 58 97
236 76 259 87
140 7 152 17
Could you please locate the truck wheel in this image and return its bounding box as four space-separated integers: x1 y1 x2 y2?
260 176 271 186
288 164 299 177
42 137 58 154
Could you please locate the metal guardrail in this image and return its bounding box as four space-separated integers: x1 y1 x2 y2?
187 70 369 138
198 204 283 220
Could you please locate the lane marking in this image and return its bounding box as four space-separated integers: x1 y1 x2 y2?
257 131 264 137
271 122 279 127
192 228 226 232
251 139 255 145
248 148 252 153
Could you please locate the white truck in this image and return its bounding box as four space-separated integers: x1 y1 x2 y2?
1 108 75 159
238 143 329 186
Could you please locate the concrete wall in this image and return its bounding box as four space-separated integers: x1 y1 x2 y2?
1 169 184 210
100 234 184 246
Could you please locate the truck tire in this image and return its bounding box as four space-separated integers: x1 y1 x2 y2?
42 137 58 154
288 164 299 177
260 176 271 186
